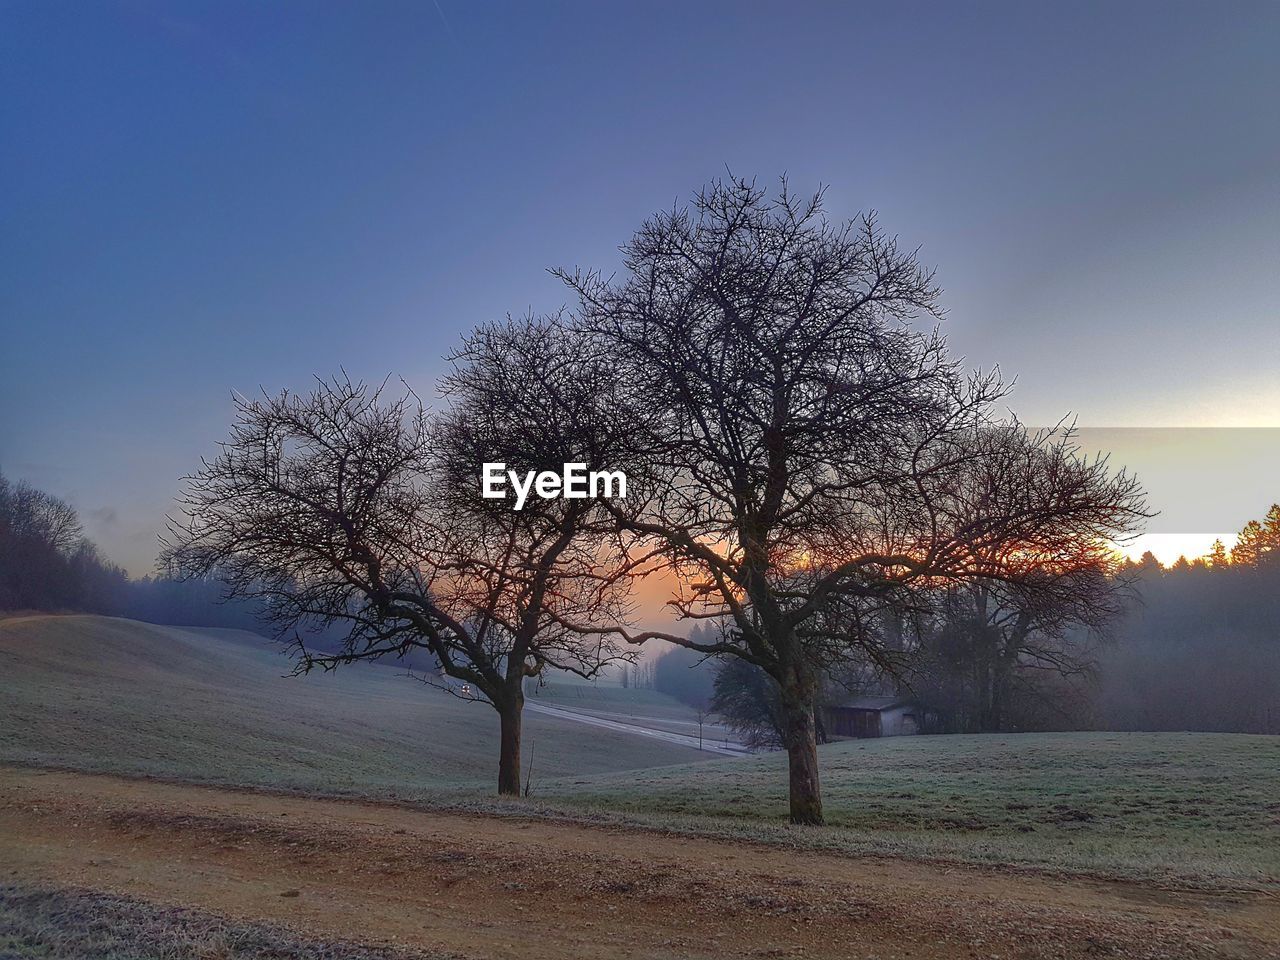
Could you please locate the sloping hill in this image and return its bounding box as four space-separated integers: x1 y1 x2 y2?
0 615 709 794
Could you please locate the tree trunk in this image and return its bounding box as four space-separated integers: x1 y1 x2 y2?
779 667 823 826
987 671 1004 733
497 692 523 796
977 668 997 733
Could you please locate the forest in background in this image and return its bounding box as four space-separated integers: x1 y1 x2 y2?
0 468 264 631
623 516 1280 739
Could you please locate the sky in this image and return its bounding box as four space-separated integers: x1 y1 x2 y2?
2 0 1279 577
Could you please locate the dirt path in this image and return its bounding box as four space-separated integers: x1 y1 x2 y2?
1 766 1275 959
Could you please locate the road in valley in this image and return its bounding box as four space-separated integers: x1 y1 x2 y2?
524 700 751 756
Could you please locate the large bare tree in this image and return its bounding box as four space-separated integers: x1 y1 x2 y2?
163 318 633 795
556 177 1147 824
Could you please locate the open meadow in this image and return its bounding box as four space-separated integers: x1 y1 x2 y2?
0 614 709 793
3 615 1277 891
4 616 1279 958
530 731 1280 886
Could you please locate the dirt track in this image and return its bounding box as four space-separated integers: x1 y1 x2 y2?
1 766 1276 959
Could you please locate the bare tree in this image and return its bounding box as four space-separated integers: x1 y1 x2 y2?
0 471 125 613
163 318 633 795
906 424 1146 732
431 314 639 791
710 656 787 750
556 177 1147 824
5 478 83 555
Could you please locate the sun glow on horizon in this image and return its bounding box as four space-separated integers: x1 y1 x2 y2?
1117 533 1237 567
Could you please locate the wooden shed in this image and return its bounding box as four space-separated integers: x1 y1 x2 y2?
825 695 919 739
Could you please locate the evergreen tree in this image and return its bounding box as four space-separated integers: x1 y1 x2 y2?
1232 520 1264 566
1261 504 1280 564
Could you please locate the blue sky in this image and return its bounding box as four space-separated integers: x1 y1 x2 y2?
2 1 1278 574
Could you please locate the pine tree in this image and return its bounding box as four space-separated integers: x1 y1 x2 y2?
1207 538 1230 569
1261 504 1280 564
1232 519 1264 566
1138 550 1163 574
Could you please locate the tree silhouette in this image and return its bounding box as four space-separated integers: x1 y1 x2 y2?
164 317 634 795
557 177 1147 823
1232 519 1265 566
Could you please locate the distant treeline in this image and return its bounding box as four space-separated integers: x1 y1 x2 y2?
1098 546 1280 734
644 625 719 706
0 470 438 667
0 471 129 614
0 469 270 632
662 510 1280 739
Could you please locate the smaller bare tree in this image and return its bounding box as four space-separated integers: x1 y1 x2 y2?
164 317 636 795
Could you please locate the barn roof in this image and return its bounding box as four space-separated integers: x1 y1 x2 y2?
832 695 914 712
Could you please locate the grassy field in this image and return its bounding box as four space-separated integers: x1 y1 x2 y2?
3 615 1277 888
525 731 1280 886
0 615 709 793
